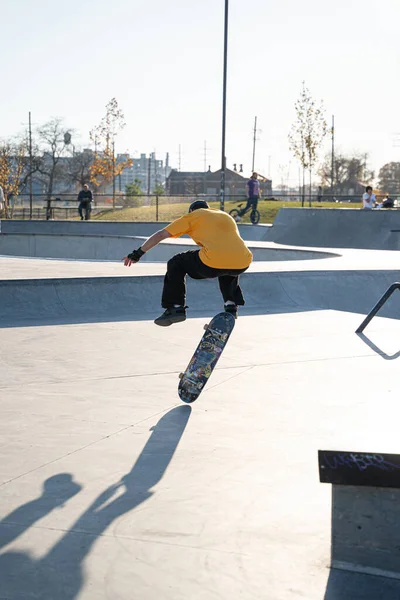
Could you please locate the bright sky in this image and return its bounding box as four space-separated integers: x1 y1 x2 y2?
1 0 399 187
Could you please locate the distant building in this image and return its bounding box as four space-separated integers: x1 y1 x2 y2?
166 167 272 198
113 152 172 194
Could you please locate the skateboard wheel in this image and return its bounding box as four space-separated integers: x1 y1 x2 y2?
178 372 184 379
203 324 209 330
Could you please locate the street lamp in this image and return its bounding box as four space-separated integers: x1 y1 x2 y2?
220 0 229 212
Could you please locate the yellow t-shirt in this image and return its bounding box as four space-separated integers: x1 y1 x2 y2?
164 209 253 269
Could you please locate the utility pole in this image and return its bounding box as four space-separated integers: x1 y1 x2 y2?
220 0 229 211
28 111 33 219
203 140 207 193
112 140 116 208
147 154 151 196
331 115 335 198
252 116 257 172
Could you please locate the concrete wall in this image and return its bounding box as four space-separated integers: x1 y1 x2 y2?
270 208 400 250
2 269 400 326
0 233 335 261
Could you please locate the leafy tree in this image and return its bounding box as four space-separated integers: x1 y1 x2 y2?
125 179 142 196
153 183 165 196
0 139 27 218
319 153 374 194
289 82 327 206
377 162 400 194
89 98 132 206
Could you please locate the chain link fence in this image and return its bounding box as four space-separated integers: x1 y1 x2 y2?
2 192 399 222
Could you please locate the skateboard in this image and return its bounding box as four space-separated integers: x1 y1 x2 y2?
178 312 235 403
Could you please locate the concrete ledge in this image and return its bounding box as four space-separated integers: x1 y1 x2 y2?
270 208 400 250
0 233 337 261
2 269 400 326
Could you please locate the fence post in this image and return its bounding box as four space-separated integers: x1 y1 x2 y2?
156 195 159 222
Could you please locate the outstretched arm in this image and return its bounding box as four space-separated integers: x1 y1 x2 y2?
123 229 172 266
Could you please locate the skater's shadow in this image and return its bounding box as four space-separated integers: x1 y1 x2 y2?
0 473 82 550
0 405 191 600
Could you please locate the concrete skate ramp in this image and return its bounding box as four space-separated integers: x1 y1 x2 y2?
269 208 400 249
0 233 337 261
1 269 400 327
0 219 269 241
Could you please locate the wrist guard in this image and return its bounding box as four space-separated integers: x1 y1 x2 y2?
127 247 145 262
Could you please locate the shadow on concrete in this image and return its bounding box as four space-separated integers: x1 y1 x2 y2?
356 333 400 360
0 305 323 330
324 568 400 599
0 474 82 550
0 405 191 599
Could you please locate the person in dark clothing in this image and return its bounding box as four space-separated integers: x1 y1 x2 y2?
382 194 394 209
123 200 253 326
239 172 261 217
77 184 93 220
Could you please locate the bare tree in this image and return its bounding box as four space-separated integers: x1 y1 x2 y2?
66 149 94 188
289 82 327 206
36 118 70 199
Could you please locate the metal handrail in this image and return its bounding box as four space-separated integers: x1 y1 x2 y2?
355 282 400 333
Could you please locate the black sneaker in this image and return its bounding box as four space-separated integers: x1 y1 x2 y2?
224 304 238 319
154 306 187 327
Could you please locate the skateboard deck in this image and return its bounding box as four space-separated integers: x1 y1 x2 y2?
178 312 235 403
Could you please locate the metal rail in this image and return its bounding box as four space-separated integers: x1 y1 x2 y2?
356 282 400 333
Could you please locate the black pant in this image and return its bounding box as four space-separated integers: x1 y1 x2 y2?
239 197 258 216
161 250 248 308
78 202 91 220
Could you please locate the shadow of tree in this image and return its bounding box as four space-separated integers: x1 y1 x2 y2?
0 405 191 599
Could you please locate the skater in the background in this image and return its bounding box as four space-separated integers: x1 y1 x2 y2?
237 171 261 218
123 200 253 326
77 184 93 220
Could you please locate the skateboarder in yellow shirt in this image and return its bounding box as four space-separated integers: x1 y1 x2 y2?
123 200 253 326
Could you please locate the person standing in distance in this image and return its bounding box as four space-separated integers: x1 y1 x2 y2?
77 184 93 220
362 186 376 209
238 171 261 219
123 200 253 326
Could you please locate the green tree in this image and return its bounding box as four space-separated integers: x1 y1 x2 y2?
153 183 165 195
319 153 374 195
377 162 400 194
124 179 143 207
125 179 142 195
289 82 327 206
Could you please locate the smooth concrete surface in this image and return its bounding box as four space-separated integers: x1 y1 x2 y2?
0 232 336 261
2 310 400 599
2 246 400 279
269 207 400 249
2 226 400 598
